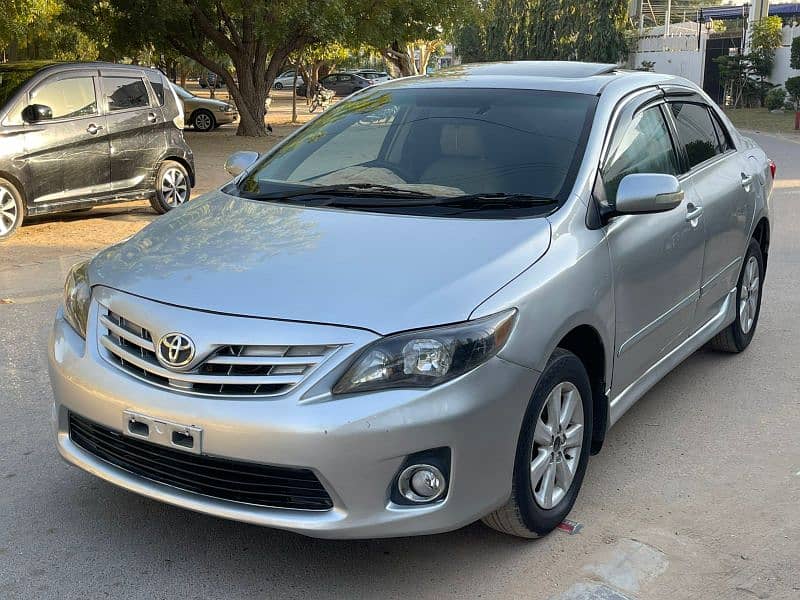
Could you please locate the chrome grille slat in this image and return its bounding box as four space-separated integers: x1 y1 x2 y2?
99 307 339 397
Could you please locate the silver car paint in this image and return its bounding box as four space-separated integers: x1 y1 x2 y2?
49 64 772 538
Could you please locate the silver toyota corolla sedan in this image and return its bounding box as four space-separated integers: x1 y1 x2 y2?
49 62 773 539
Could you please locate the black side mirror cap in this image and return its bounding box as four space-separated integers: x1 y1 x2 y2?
22 104 53 123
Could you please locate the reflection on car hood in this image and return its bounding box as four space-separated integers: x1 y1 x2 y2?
89 192 551 333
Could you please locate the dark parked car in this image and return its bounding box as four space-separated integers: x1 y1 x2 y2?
298 72 372 98
0 61 195 240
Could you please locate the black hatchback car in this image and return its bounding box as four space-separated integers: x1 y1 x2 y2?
0 61 195 240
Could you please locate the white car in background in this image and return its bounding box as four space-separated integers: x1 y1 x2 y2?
273 70 300 89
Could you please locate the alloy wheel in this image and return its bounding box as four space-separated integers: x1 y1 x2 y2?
0 186 18 236
195 113 212 131
161 168 188 208
739 255 760 334
531 382 584 510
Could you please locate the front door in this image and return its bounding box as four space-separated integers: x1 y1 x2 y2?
601 102 706 396
23 70 111 207
100 70 166 195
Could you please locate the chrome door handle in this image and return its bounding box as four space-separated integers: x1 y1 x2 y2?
147 112 157 123
686 204 704 222
740 173 754 189
86 123 103 135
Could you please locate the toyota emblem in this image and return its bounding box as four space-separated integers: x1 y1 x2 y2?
156 333 196 369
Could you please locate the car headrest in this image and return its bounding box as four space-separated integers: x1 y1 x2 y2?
439 124 485 158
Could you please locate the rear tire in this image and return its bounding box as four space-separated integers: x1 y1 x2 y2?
708 239 764 353
0 178 23 241
149 161 191 214
193 110 215 132
483 349 592 538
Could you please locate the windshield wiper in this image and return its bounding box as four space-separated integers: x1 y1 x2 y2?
320 192 557 209
247 183 437 200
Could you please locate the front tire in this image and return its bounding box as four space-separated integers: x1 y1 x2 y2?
0 178 23 241
274 82 284 90
483 349 592 538
708 239 764 353
149 161 191 214
193 110 215 132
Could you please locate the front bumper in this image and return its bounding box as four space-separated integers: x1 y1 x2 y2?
48 291 537 538
215 111 238 125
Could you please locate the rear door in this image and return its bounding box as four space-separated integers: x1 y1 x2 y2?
666 99 756 326
23 69 111 207
100 69 166 195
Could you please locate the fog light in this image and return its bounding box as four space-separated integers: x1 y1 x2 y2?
397 464 446 503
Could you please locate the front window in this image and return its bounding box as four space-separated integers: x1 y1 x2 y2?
30 76 97 119
240 87 597 217
171 84 195 100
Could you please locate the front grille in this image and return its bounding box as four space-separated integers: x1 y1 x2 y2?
69 413 333 510
99 308 339 397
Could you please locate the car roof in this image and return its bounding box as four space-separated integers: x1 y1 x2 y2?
0 60 161 76
378 61 696 96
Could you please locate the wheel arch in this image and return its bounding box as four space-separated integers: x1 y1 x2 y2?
0 170 28 215
554 324 609 455
751 216 769 275
158 155 195 188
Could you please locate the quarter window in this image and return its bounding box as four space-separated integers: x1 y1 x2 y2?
30 76 97 119
103 76 150 111
602 106 679 203
669 102 721 169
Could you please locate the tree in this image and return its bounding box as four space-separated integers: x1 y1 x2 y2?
452 0 630 64
791 36 800 71
356 0 469 77
65 0 351 137
748 16 783 86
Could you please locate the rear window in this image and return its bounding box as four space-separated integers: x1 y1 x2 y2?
103 76 150 111
669 102 722 169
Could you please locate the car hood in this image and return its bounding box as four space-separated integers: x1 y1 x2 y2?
89 192 551 334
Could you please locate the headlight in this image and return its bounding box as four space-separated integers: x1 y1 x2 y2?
63 260 92 338
332 309 517 395
220 104 234 113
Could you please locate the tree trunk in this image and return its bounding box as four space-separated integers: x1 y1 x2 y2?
381 43 417 78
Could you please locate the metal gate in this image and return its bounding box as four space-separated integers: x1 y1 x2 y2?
703 34 743 104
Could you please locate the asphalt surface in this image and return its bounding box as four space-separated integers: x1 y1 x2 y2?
1 133 798 599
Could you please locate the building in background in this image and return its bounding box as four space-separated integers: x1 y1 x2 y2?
628 1 800 103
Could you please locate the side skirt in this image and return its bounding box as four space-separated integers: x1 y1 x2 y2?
608 287 736 427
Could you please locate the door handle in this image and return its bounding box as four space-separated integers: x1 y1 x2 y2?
86 123 103 135
685 204 704 222
147 112 157 123
740 173 754 189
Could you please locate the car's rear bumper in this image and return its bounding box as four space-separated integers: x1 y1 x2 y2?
49 296 538 539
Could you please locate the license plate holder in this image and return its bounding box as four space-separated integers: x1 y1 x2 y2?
122 410 203 455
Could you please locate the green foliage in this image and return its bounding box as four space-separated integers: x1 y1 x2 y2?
791 37 800 71
765 87 786 111
453 0 629 64
748 16 783 80
786 76 800 109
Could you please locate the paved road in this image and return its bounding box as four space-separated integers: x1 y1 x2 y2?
1 133 798 600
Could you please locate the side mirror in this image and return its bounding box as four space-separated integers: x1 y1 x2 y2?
615 173 684 215
224 151 259 177
22 104 53 123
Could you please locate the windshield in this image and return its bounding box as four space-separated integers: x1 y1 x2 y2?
171 84 195 100
241 87 597 216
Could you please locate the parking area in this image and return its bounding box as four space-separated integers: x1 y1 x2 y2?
0 132 798 599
